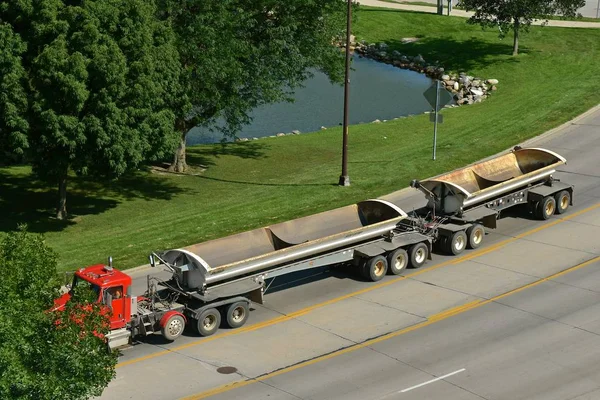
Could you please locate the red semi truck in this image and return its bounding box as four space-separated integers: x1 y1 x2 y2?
55 148 573 350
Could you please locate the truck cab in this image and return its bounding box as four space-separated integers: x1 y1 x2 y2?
55 260 133 333
69 263 133 330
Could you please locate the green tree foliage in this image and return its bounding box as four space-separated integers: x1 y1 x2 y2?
0 0 183 219
0 22 28 163
157 0 348 172
0 227 117 400
461 0 585 55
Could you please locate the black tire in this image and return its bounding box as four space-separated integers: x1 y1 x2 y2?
466 224 485 249
408 242 428 268
435 235 448 253
537 196 556 220
196 308 221 337
161 314 185 341
225 301 249 329
364 255 388 282
554 190 570 214
447 230 467 255
387 248 409 275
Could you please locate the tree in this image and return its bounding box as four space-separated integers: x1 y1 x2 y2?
0 23 28 163
461 0 585 55
0 227 117 400
0 0 183 219
157 0 348 172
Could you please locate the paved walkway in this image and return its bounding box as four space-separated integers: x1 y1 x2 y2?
359 0 600 28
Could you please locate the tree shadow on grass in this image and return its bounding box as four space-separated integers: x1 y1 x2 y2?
386 36 528 72
0 168 185 234
359 9 530 71
186 141 270 169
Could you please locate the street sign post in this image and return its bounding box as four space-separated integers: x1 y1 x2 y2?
423 81 453 160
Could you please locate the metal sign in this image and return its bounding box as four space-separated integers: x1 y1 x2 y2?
423 82 453 112
429 113 444 124
423 81 453 161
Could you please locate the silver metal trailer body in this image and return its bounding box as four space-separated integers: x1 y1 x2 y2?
150 199 434 336
417 147 567 214
409 147 574 254
160 199 409 290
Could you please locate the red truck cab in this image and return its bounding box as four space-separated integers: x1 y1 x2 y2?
57 261 132 330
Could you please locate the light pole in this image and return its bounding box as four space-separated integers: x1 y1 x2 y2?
596 0 599 19
339 0 352 187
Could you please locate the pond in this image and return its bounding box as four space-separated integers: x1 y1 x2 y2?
187 56 434 145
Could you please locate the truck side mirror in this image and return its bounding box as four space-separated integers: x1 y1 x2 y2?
410 179 421 189
149 254 156 268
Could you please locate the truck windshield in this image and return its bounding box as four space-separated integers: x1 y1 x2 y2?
70 276 101 298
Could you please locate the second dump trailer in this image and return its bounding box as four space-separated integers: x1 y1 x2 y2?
408 147 573 255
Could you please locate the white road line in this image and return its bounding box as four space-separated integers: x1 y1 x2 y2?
400 368 466 393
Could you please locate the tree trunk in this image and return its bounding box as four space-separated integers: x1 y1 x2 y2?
56 174 68 220
512 19 520 56
169 131 188 173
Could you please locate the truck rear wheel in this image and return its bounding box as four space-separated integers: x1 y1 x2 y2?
225 301 249 329
447 231 467 255
196 308 221 337
537 196 556 220
466 224 485 249
363 255 388 282
408 242 428 268
387 248 408 275
554 190 570 214
161 314 185 341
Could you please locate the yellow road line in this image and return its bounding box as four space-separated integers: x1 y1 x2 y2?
183 254 600 400
117 202 600 369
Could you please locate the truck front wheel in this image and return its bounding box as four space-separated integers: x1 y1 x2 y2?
161 314 185 341
196 308 221 337
225 301 249 329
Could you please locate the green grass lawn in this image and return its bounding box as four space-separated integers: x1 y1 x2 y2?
2 7 600 273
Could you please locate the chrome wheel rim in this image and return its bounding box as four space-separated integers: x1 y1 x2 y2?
374 260 385 276
203 314 217 330
231 306 246 323
167 317 184 337
545 201 555 216
473 229 483 245
394 254 407 271
454 235 465 251
415 248 426 263
561 195 569 210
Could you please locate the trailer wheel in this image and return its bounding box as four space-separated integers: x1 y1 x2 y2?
387 248 408 275
364 255 388 282
225 301 249 329
554 190 570 214
161 314 185 341
537 196 556 220
448 231 467 255
196 308 221 337
466 224 485 249
409 242 428 268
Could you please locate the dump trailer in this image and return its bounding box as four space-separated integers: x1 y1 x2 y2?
57 199 434 349
408 147 573 255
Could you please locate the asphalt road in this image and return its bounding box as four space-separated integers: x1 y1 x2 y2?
100 105 600 400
